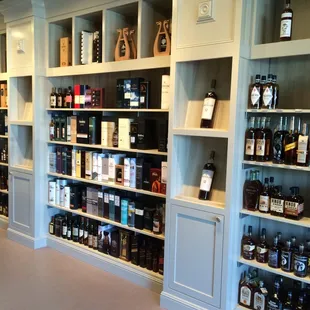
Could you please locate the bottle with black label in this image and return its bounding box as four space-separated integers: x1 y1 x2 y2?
283 291 293 310
200 79 217 128
270 186 285 217
262 74 274 109
284 116 298 165
62 215 67 239
67 216 72 240
198 150 216 200
255 117 267 162
259 178 270 213
49 216 55 235
280 0 293 41
50 87 57 108
268 236 281 268
244 117 256 161
281 240 293 272
242 226 256 260
249 75 262 109
273 116 288 164
146 240 153 271
253 280 268 310
139 238 146 268
72 217 79 243
294 244 308 278
256 228 269 263
267 280 283 310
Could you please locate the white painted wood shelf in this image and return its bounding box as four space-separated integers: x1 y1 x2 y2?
238 257 310 285
0 135 8 138
47 108 169 113
47 56 171 77
0 189 8 194
48 141 167 156
0 107 8 110
0 72 8 80
0 162 8 167
251 38 310 60
10 120 33 126
174 195 225 210
247 109 310 114
173 128 229 138
243 160 310 172
48 172 166 198
240 209 310 228
235 305 249 310
47 203 165 240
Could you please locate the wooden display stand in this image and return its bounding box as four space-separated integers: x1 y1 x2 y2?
153 20 171 57
115 28 137 61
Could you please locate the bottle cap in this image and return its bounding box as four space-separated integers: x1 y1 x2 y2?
286 240 291 247
268 74 273 79
290 186 300 195
264 177 269 183
261 75 266 81
255 74 261 79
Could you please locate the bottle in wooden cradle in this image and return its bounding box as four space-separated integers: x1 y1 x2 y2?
283 291 293 310
268 235 281 269
296 122 309 166
284 187 304 220
280 0 293 41
256 228 269 263
198 150 216 200
284 116 298 165
281 240 293 272
267 279 283 310
242 226 256 260
272 75 280 109
259 178 270 213
249 74 262 109
270 185 285 217
294 244 308 278
273 116 288 164
244 117 256 161
262 74 274 109
200 79 217 128
255 116 267 162
50 87 57 108
49 216 55 235
253 280 268 310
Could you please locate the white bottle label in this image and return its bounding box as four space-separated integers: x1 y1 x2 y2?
201 98 216 121
263 87 273 107
256 139 265 156
245 139 255 155
251 87 260 106
50 96 56 107
259 195 270 212
297 136 308 164
240 286 251 306
199 170 214 192
256 246 268 254
135 209 144 216
50 126 54 137
254 292 266 310
270 198 284 213
280 17 292 38
62 226 67 236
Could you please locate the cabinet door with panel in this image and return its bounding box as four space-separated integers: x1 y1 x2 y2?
9 169 33 236
168 203 224 308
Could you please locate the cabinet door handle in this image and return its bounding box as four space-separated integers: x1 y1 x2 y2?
215 216 221 223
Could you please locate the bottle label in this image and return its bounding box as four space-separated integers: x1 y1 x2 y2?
256 139 265 156
73 227 78 236
79 229 83 238
50 96 56 107
256 246 268 254
240 286 251 306
284 141 297 152
268 300 281 309
268 250 279 268
201 98 216 121
131 136 135 143
245 139 255 155
281 251 292 271
263 87 273 107
50 126 54 137
270 198 284 213
67 230 71 238
254 292 266 310
259 195 270 212
251 86 260 106
135 209 144 216
243 244 255 260
294 255 308 274
49 224 54 234
285 201 304 216
297 150 307 164
153 219 160 232
280 18 292 38
57 97 62 107
62 226 67 236
297 136 308 163
84 231 88 239
199 170 214 192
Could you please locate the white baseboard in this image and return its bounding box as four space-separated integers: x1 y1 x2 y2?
7 228 47 249
47 235 163 294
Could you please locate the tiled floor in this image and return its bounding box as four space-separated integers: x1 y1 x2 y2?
0 229 162 310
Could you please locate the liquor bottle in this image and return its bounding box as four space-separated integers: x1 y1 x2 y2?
238 273 254 309
243 170 262 211
259 178 270 213
281 240 293 272
296 123 309 166
158 245 164 275
293 244 308 278
49 216 55 235
57 88 63 108
291 236 299 254
280 0 293 41
49 117 55 140
256 116 267 162
283 291 293 310
267 280 283 309
66 86 73 108
88 223 93 248
200 79 217 128
284 187 304 220
296 295 305 310
269 177 276 196
72 218 79 242
249 75 262 109
262 74 274 109
270 186 285 217
153 205 162 235
67 216 72 240
152 247 159 273
84 218 89 246
268 236 281 268
198 151 216 200
273 116 288 164
242 226 256 260
79 217 84 244
253 281 268 310
93 223 98 250
139 238 146 268
284 116 297 165
146 240 153 270
113 126 118 147
62 215 67 239
256 228 269 263
50 87 57 108
272 75 279 109
260 76 266 100
244 117 256 161
277 232 285 249
265 118 273 161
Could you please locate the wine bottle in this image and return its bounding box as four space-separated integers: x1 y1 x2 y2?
244 117 256 161
249 74 262 109
200 79 217 128
198 151 216 200
280 0 293 41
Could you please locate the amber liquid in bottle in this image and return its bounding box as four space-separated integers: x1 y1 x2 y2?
256 228 269 263
242 226 256 260
284 116 298 165
255 117 267 162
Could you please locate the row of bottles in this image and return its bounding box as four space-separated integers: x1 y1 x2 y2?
242 227 309 278
239 270 308 309
50 87 74 108
243 172 304 220
244 116 310 167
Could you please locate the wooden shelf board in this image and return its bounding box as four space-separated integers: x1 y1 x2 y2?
10 120 33 126
173 128 229 138
251 39 310 59
238 257 310 285
11 165 33 173
0 135 8 139
47 172 166 199
46 108 168 113
47 56 171 77
243 160 310 172
47 235 163 281
47 203 165 240
235 305 249 310
247 109 310 114
0 162 8 167
48 141 167 156
240 209 310 228
174 195 225 209
0 72 8 80
0 189 8 194
0 107 8 110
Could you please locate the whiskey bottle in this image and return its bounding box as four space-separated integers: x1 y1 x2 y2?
267 280 283 309
273 116 288 164
238 273 254 309
268 236 281 268
269 177 276 197
49 117 55 140
249 75 262 109
244 117 256 161
83 218 89 246
57 88 63 108
296 295 305 310
93 223 98 250
293 244 308 278
296 123 309 166
198 151 216 200
256 228 269 263
200 79 217 128
242 226 256 260
284 187 304 220
72 217 79 242
113 126 118 147
259 178 270 213
280 0 293 41
50 87 57 108
283 291 293 309
153 205 162 235
88 223 93 248
265 118 273 161
262 74 274 109
284 116 298 165
67 216 72 240
281 240 293 272
79 217 84 244
49 216 55 235
272 75 279 109
158 245 164 275
253 280 268 310
62 215 67 239
256 117 267 162
243 170 262 211
260 76 266 101
277 232 285 249
66 86 73 108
